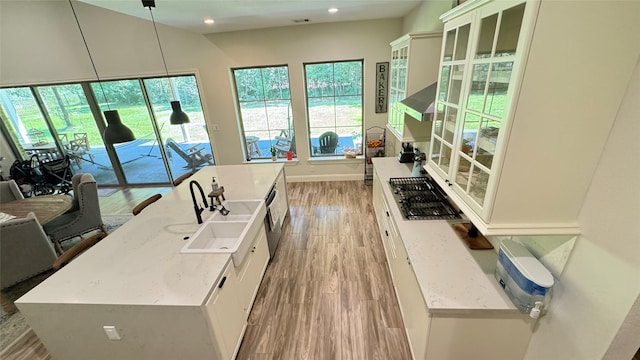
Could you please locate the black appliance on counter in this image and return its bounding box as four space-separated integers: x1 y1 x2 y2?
389 177 461 220
398 142 415 163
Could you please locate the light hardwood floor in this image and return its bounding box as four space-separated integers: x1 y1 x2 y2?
1 182 411 360
236 181 411 359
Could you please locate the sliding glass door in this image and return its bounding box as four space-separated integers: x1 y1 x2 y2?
144 76 213 180
35 83 118 184
0 75 214 187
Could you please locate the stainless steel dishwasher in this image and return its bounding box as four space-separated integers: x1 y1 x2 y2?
264 184 281 260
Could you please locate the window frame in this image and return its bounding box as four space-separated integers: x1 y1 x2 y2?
303 59 364 158
231 64 295 160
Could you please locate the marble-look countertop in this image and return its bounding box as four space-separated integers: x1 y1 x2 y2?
18 164 284 307
373 158 518 314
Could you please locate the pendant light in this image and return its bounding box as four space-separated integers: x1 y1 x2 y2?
69 0 135 144
143 0 190 125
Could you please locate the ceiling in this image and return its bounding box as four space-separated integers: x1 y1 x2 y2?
78 0 425 34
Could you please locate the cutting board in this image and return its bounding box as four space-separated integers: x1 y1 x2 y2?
451 223 494 250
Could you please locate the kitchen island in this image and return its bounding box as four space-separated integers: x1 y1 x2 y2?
16 163 286 360
372 157 534 360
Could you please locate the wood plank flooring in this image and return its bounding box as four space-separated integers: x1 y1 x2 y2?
236 181 411 359
1 182 411 360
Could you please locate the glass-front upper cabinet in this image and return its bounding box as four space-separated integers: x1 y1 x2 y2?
430 13 472 179
388 43 409 136
386 32 443 144
454 2 525 207
425 0 635 236
429 0 527 216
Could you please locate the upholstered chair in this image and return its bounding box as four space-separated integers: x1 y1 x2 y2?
0 212 57 290
43 173 106 248
0 180 24 203
0 212 107 314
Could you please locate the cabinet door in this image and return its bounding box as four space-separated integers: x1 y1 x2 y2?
392 240 430 360
235 227 269 317
372 174 397 277
388 42 409 137
429 13 473 181
383 202 430 360
451 1 527 214
429 0 529 220
205 262 246 360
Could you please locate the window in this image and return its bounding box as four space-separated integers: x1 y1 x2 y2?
232 66 294 160
305 60 363 157
0 75 213 187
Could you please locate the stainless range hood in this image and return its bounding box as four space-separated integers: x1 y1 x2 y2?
397 82 437 122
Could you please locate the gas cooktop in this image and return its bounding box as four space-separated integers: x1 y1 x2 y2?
388 177 461 220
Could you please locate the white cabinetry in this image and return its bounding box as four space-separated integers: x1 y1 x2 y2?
205 261 246 360
234 224 269 317
427 0 639 235
387 32 442 144
373 170 533 360
373 172 430 359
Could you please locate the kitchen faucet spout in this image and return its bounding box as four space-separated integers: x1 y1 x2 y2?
189 180 209 224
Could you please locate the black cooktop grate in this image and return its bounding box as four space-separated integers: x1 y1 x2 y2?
389 177 461 220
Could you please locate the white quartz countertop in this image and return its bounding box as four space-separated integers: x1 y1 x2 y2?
18 164 284 307
373 158 518 314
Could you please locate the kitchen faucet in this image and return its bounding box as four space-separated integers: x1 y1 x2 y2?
189 180 209 224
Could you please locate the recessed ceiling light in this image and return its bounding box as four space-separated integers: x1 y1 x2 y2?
203 18 215 25
328 7 339 14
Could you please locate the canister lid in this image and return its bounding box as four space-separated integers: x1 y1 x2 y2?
499 239 554 288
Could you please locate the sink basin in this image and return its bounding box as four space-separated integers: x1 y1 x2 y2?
180 199 266 266
182 221 248 253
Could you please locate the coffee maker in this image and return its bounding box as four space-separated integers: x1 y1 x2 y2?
398 142 414 163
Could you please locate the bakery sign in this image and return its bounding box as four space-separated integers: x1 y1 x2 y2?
375 62 389 113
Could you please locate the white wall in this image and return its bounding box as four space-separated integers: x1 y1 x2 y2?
402 0 453 34
0 1 405 177
205 19 402 178
524 59 640 360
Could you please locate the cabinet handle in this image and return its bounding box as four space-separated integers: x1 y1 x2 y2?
385 230 389 237
251 246 256 253
218 276 227 288
445 179 450 184
386 211 390 217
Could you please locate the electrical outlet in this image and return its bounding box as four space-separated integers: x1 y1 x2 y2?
103 325 121 340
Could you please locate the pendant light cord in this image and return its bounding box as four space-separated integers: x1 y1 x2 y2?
69 0 111 110
148 6 177 101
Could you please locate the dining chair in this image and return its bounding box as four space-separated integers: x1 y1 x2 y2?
0 180 24 203
132 194 163 216
43 173 106 250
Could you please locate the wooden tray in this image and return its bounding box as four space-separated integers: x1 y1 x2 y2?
451 223 494 250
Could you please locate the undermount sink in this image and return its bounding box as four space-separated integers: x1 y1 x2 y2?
180 200 266 266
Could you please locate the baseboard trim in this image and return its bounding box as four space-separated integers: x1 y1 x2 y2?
286 174 364 182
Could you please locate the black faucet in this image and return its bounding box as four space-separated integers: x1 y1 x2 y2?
189 180 209 224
